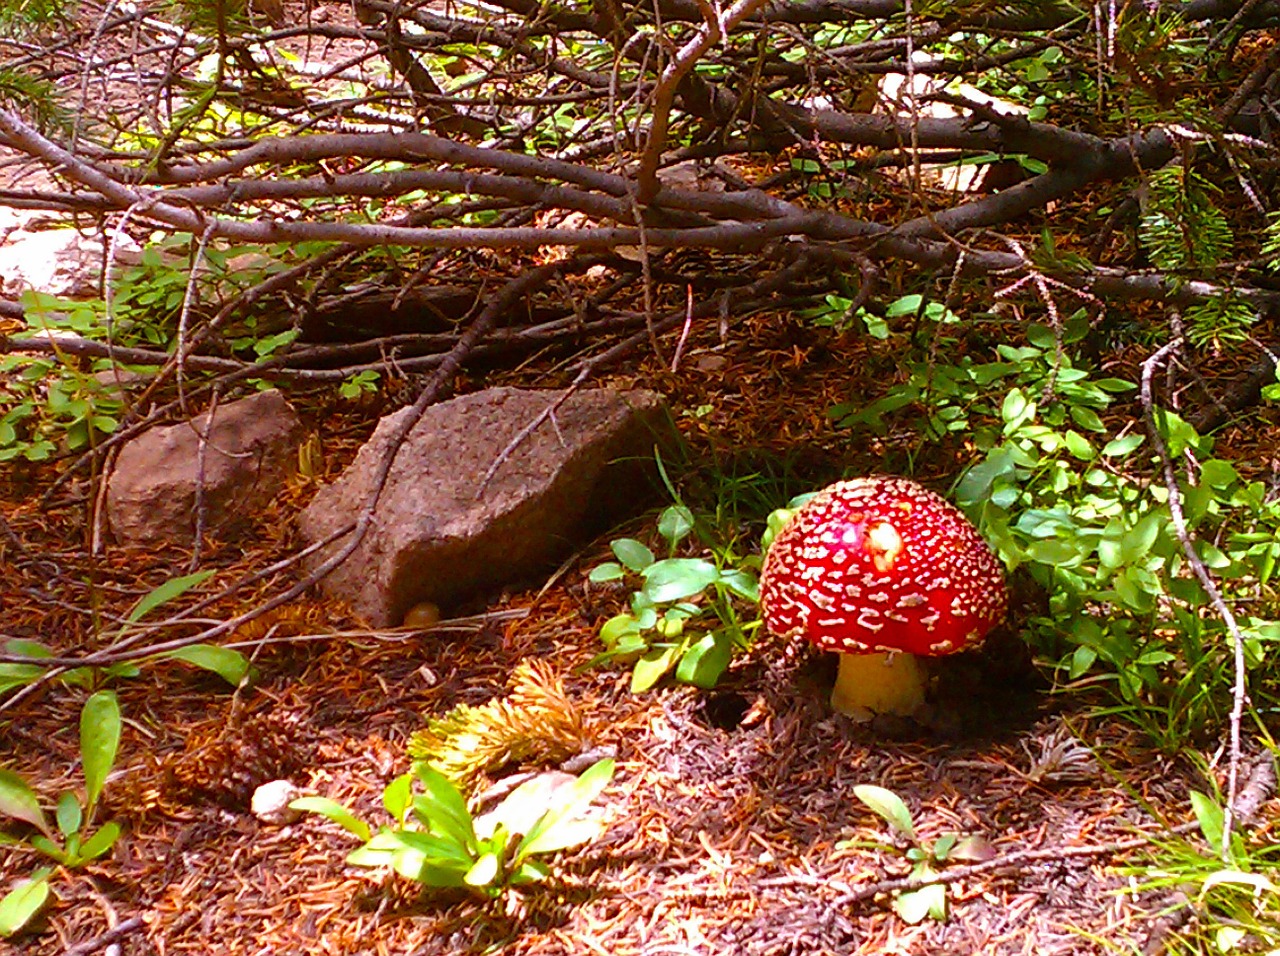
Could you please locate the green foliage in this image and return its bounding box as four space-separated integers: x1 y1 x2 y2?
294 758 614 898
1138 166 1234 272
339 370 381 400
1182 295 1257 352
587 505 759 692
835 316 1280 749
0 68 70 132
406 661 592 786
0 0 68 36
0 571 252 697
1262 212 1280 273
1130 786 1280 954
845 785 993 924
0 691 123 938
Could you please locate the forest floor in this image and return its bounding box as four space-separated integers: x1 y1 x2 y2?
4 294 1277 956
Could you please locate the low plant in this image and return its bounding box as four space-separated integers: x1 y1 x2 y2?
293 757 614 898
587 504 759 692
1129 785 1280 954
0 690 123 937
1 570 253 698
844 784 993 924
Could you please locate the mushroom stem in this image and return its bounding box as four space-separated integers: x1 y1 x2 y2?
830 651 926 720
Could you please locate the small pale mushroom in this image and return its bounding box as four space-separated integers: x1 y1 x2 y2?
760 477 1007 719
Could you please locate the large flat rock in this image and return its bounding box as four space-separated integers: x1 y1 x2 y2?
298 387 671 625
106 389 303 547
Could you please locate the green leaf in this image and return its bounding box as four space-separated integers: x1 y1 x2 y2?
464 852 501 887
75 822 121 862
1063 430 1093 460
515 758 613 859
126 570 216 623
1199 459 1238 490
630 643 681 692
675 632 734 689
1102 433 1144 457
893 881 947 924
1190 790 1224 856
413 765 478 853
641 558 719 602
588 562 625 583
0 768 50 836
1070 406 1106 432
0 868 51 938
289 796 372 841
853 785 916 841
1001 388 1028 424
55 792 81 838
657 505 695 544
611 538 654 573
80 690 120 816
162 645 252 686
382 772 414 823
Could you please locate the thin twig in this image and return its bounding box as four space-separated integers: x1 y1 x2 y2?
1140 334 1250 861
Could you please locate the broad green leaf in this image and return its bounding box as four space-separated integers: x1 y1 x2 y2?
588 562 625 583
1102 433 1144 457
413 765 477 853
0 868 51 938
1069 405 1106 432
289 796 371 841
852 785 916 840
611 538 654 573
1063 430 1093 460
1189 790 1224 855
126 570 216 623
76 822 121 862
676 632 734 689
163 645 252 686
516 758 614 859
80 690 120 815
657 505 695 544
464 852 500 887
1001 388 1028 424
641 558 719 602
382 772 413 823
630 643 681 692
718 569 759 602
1199 459 1238 490
0 768 49 835
55 792 81 838
0 664 43 694
893 882 947 924
1068 644 1097 679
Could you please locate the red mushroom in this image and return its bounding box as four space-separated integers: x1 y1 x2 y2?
760 477 1007 719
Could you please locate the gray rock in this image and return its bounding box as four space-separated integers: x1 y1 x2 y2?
0 217 142 300
298 387 670 625
107 389 304 547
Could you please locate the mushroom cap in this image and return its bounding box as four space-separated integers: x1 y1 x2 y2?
760 477 1007 657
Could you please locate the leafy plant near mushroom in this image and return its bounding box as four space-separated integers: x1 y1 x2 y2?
292 758 614 898
588 504 760 692
844 784 993 924
294 661 614 898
